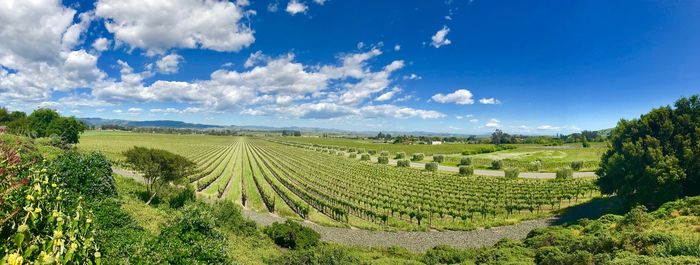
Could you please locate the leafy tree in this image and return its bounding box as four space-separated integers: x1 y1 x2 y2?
264 220 320 249
124 147 195 204
597 95 700 207
48 151 116 199
581 135 590 148
491 129 506 145
27 108 61 138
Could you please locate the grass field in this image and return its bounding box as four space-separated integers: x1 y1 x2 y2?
78 131 600 231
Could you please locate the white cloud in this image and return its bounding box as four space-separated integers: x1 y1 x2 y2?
150 108 180 114
92 37 111 52
431 26 452 48
95 0 255 55
403 73 421 80
375 87 401 101
156 53 184 74
431 89 473 105
394 44 401 51
127 107 143 114
456 114 473 120
536 125 561 131
267 3 279 12
313 0 326 4
62 11 94 51
236 0 250 6
469 118 479 123
484 118 500 128
360 104 445 119
244 51 270 68
479 97 501 104
286 0 308 15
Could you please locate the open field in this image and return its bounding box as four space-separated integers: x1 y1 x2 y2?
79 131 599 231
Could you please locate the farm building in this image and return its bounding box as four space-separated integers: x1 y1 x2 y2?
428 140 443 145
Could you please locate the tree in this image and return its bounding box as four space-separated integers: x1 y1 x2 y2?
596 95 700 207
491 129 506 145
581 135 590 148
27 108 61 137
124 147 195 204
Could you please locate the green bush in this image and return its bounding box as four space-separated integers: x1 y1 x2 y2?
271 244 359 265
377 156 389 164
264 220 320 249
395 152 406 159
397 160 411 167
491 160 503 169
166 184 196 209
424 245 475 265
367 149 377 155
380 151 390 157
459 157 472 166
48 151 117 199
412 153 425 161
360 153 371 161
459 166 474 176
425 162 439 171
556 167 574 179
349 152 357 159
211 200 257 236
433 154 445 163
504 168 520 179
571 160 584 171
529 160 542 171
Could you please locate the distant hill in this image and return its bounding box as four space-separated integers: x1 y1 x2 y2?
79 118 223 129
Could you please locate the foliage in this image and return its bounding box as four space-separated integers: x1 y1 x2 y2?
380 151 390 157
433 154 445 163
597 95 700 207
377 156 389 164
360 153 371 161
425 162 439 171
556 167 573 179
270 244 359 265
529 160 542 171
48 151 117 199
26 108 86 144
412 153 425 161
570 160 584 171
423 245 475 265
459 156 472 166
581 135 590 148
397 159 411 167
504 168 520 179
395 152 406 159
165 184 196 209
491 159 503 169
264 220 320 249
459 165 474 176
210 200 257 236
124 147 195 204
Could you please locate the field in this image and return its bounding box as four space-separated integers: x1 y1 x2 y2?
276 137 605 172
79 131 599 231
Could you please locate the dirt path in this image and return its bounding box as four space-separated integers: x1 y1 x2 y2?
365 156 597 179
114 167 567 252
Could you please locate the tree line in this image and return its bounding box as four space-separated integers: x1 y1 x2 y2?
0 107 86 144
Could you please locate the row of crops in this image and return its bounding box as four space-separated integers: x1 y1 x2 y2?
179 137 598 230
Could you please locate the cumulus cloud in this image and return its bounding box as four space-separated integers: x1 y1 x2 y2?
313 0 326 4
394 44 401 51
431 26 451 48
92 37 111 52
536 125 561 131
403 73 421 80
150 108 180 114
479 97 501 104
360 104 445 119
286 0 308 15
95 0 255 55
484 118 500 128
375 87 401 101
127 107 143 114
431 89 474 105
156 53 184 74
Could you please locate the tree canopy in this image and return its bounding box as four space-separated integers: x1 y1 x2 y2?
124 147 195 204
0 107 86 144
597 95 700 207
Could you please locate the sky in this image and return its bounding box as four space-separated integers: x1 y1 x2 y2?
1 0 699 134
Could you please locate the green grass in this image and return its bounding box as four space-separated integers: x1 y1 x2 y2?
272 136 496 156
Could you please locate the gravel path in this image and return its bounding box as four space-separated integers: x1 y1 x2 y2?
366 156 597 179
114 167 562 252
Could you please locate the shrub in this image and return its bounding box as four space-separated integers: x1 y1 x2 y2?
433 154 445 163
424 245 475 265
337 151 345 156
48 150 117 199
395 152 406 159
571 160 584 171
211 200 257 236
397 160 411 167
264 220 320 249
556 167 574 179
529 160 542 171
349 153 357 159
368 149 377 155
491 160 503 169
459 166 474 176
348 148 356 152
360 153 371 161
166 184 196 209
380 151 390 157
377 156 389 164
412 153 425 161
504 168 520 179
272 244 359 265
460 157 472 166
425 162 439 171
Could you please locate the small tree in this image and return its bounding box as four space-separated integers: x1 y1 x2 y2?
367 149 377 155
433 154 445 163
412 153 425 161
570 161 584 171
491 160 503 170
556 167 574 179
124 147 195 204
459 157 472 166
377 156 389 164
529 160 542 171
395 152 406 159
349 152 357 159
459 166 474 176
397 160 411 167
380 151 390 157
504 168 519 179
425 162 439 171
360 153 371 161
581 135 590 148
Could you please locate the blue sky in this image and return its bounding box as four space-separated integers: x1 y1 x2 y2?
1 0 698 134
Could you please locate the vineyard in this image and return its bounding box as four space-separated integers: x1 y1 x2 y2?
79 132 599 231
